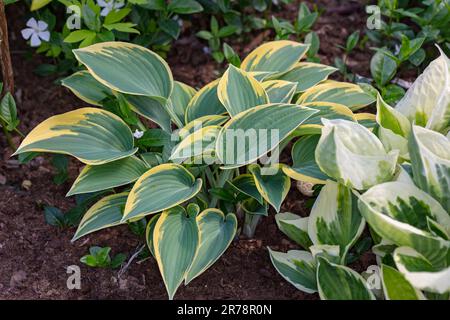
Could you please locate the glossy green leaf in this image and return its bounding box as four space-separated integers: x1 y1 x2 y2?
381 264 424 300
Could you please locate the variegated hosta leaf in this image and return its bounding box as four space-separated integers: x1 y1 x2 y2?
301 102 355 125
218 65 269 116
67 156 148 196
227 174 263 204
61 71 112 106
248 164 290 212
268 248 317 293
241 40 309 76
283 135 329 184
395 49 450 131
278 62 337 93
180 115 229 140
308 180 365 264
409 125 450 212
309 244 341 264
14 108 137 165
275 212 312 249
216 103 318 168
297 81 375 111
358 181 450 266
261 80 297 103
315 119 398 190
74 42 173 101
170 81 196 126
185 79 227 123
185 209 237 284
317 257 375 300
125 95 172 132
394 247 450 294
381 264 425 300
153 205 198 300
145 213 161 257
355 113 377 129
170 126 220 162
72 193 128 241
123 164 202 221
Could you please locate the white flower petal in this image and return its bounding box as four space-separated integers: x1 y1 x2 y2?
114 1 125 9
26 17 38 29
21 28 34 40
38 31 50 42
100 7 111 16
133 129 144 139
97 0 107 7
37 20 48 32
30 33 42 47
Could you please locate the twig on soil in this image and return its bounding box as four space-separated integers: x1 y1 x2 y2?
117 244 146 279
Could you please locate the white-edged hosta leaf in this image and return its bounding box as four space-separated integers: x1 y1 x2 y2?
268 248 317 293
72 193 128 241
394 246 450 294
145 213 161 257
297 81 375 111
170 125 220 162
185 209 237 284
262 80 297 103
227 174 263 204
73 42 173 101
409 125 450 212
185 79 227 123
317 257 375 300
14 108 137 165
123 164 202 221
310 245 341 264
315 119 398 190
301 102 355 126
125 95 172 132
61 71 112 106
218 65 269 116
275 212 312 249
395 49 450 129
278 62 337 93
216 103 318 168
283 135 329 184
241 40 309 75
381 264 425 300
358 181 450 266
248 164 290 212
308 180 365 264
153 205 198 299
67 156 148 196
171 81 196 126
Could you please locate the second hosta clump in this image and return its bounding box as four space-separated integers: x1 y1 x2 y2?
14 39 376 299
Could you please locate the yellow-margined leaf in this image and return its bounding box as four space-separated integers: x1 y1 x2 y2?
262 80 297 103
185 79 227 123
170 126 220 162
278 62 337 92
125 95 172 132
61 71 113 106
31 0 52 11
171 81 197 126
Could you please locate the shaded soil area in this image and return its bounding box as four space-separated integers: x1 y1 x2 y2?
1 0 374 299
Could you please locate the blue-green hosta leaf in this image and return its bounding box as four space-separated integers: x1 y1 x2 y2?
248 164 290 212
124 95 172 132
308 180 365 264
317 257 375 300
61 71 113 106
170 81 196 126
315 119 398 190
241 197 269 216
185 79 227 123
241 40 309 76
355 113 377 129
74 42 173 101
297 81 375 111
170 126 220 162
180 115 229 140
409 126 450 212
275 212 312 249
268 248 317 293
72 193 128 241
283 135 330 184
14 108 137 165
218 65 269 116
123 164 202 221
381 264 425 300
153 205 198 299
145 213 161 257
227 174 263 204
185 209 237 284
394 247 450 294
395 49 450 131
261 80 297 103
300 102 355 126
216 103 318 168
67 156 148 196
359 181 450 266
278 62 337 93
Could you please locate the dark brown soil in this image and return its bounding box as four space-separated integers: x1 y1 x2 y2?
0 0 375 300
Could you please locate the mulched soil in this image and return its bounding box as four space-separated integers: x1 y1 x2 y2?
0 0 375 300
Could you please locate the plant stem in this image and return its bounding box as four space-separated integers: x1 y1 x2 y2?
209 168 233 208
242 213 262 238
1 118 15 150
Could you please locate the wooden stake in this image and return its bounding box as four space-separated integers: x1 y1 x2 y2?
0 0 14 95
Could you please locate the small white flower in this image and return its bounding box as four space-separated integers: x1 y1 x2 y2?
202 46 211 55
173 15 183 28
133 129 144 139
97 0 125 17
21 18 50 47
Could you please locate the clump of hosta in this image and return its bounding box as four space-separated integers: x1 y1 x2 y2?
271 50 450 300
14 39 376 299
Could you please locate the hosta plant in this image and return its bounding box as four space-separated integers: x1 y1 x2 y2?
270 50 450 300
14 39 375 299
